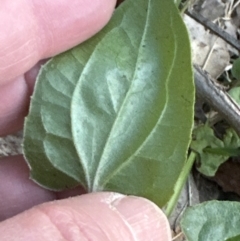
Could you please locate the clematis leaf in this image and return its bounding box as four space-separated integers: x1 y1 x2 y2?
181 201 240 241
23 0 194 207
191 124 240 176
232 58 240 80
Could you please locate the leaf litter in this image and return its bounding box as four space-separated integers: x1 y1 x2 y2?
180 0 240 240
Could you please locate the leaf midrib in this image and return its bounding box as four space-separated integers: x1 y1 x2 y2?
98 10 179 189
91 0 152 191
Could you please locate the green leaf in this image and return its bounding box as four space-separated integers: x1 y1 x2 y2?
23 0 128 190
181 201 240 241
229 87 240 106
226 235 240 241
231 58 240 80
191 125 240 176
23 0 194 206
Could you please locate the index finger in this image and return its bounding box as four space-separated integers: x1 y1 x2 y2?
0 0 116 85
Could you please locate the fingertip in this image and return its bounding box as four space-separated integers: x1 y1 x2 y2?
0 76 29 136
40 193 172 241
110 195 172 241
0 192 171 241
0 155 56 221
33 0 117 57
0 0 117 84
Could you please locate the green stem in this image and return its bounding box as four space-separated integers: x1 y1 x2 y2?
165 151 197 217
204 147 240 157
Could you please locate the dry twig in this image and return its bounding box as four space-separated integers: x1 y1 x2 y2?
186 9 240 51
194 65 240 137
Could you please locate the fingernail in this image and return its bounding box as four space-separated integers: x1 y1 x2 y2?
111 196 172 241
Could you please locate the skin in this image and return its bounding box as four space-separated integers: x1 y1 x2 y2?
0 1 172 240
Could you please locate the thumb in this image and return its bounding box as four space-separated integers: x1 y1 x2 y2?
0 192 171 241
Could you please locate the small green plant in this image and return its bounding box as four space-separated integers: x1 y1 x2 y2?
181 201 240 241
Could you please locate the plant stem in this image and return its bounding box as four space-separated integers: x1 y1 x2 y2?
165 151 197 217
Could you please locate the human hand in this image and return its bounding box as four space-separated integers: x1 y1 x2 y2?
0 1 171 240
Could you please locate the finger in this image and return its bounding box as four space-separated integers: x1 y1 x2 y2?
0 193 172 241
24 59 49 94
0 76 29 136
0 155 86 221
0 61 45 136
0 155 55 221
0 0 116 84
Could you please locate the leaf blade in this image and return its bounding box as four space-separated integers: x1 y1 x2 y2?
24 0 194 207
71 0 194 206
181 201 240 241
